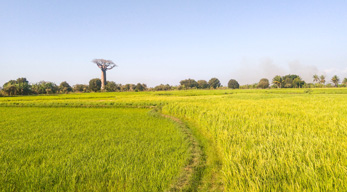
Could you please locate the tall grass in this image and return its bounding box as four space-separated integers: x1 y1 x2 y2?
1 88 347 191
0 107 189 191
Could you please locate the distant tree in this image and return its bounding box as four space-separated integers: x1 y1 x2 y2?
272 75 283 88
154 84 172 91
197 80 209 89
2 78 31 95
122 84 136 91
59 81 72 93
105 81 119 92
293 77 305 88
73 84 88 92
257 78 270 89
2 84 17 96
93 59 117 90
31 81 58 94
320 75 326 85
16 78 31 95
208 78 221 89
331 75 340 87
89 78 102 92
313 74 320 84
342 78 347 86
228 79 239 89
134 83 147 92
281 74 305 88
180 79 198 89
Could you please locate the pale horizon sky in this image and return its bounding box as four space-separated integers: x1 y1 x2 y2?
1 0 347 87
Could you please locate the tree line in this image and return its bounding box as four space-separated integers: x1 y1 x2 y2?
1 74 347 96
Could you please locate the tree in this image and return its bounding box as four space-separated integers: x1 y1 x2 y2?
320 75 326 85
331 75 340 87
31 81 58 94
154 84 172 91
180 79 198 89
89 78 102 92
2 78 31 95
93 59 117 91
134 83 147 92
197 80 209 89
272 75 283 88
228 79 239 89
313 74 320 84
59 81 72 93
293 77 305 88
208 78 221 89
281 74 305 88
73 84 88 92
257 78 269 89
342 78 347 86
105 81 119 92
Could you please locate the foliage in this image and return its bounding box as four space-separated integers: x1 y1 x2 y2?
331 75 340 87
89 78 102 92
208 78 221 89
228 79 239 89
2 78 31 96
73 84 89 92
154 84 172 91
343 78 347 85
105 81 119 92
272 75 283 88
272 74 306 88
32 81 58 94
320 75 326 85
59 81 72 93
197 80 209 89
257 78 269 89
180 79 198 89
134 83 147 92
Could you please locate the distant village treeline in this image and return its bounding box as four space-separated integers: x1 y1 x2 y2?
1 74 346 96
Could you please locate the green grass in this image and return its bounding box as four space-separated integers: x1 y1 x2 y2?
0 107 189 191
1 88 347 191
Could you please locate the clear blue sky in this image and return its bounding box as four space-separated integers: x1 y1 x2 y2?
1 0 347 87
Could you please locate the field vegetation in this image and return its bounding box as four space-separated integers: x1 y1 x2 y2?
1 88 347 191
0 107 190 191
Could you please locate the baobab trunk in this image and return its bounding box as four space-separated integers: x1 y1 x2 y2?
93 59 117 91
101 69 106 90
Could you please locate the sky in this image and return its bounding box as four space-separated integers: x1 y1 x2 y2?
1 0 347 87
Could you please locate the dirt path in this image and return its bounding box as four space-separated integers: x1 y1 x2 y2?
160 113 205 192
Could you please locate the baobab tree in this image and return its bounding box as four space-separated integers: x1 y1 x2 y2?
93 59 117 90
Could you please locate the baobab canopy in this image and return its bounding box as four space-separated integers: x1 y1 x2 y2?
93 59 117 90
93 59 117 71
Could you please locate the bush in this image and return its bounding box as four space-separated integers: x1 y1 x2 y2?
208 78 221 89
105 81 120 92
228 79 239 89
257 78 270 89
73 84 89 92
59 81 72 93
180 79 198 89
89 78 102 92
197 80 209 89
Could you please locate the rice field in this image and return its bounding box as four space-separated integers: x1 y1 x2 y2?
0 107 189 191
1 88 347 191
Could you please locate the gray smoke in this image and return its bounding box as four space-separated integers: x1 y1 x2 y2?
232 58 328 85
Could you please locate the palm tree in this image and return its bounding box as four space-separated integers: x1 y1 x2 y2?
320 75 326 85
342 78 347 86
313 74 320 84
331 75 340 87
272 75 283 88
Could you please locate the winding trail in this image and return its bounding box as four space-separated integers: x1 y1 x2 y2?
159 113 205 191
